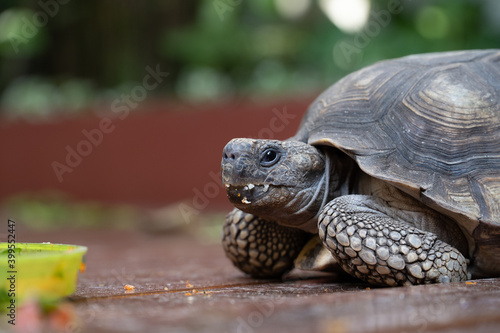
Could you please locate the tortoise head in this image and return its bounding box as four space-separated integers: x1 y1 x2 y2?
221 138 329 232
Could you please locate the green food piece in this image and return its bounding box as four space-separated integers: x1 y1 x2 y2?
0 247 22 255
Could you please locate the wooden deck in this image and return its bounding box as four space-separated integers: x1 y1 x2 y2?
10 227 500 333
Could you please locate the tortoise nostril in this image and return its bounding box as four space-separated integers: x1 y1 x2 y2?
223 146 239 161
224 152 235 160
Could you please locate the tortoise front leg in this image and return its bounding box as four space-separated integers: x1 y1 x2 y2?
222 208 308 278
318 195 470 286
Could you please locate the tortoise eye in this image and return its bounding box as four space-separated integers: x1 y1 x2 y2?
260 148 281 167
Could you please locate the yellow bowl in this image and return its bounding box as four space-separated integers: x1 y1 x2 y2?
0 242 87 307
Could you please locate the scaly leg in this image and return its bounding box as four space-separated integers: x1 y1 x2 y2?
222 208 308 278
318 195 469 286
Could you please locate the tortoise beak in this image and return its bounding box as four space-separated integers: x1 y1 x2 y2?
221 139 256 186
221 139 265 205
224 184 257 205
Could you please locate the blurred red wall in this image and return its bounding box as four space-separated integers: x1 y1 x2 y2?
0 97 312 210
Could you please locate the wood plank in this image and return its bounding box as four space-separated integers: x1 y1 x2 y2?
16 228 500 333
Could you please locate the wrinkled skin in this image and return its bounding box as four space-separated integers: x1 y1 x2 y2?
222 138 330 231
221 138 470 286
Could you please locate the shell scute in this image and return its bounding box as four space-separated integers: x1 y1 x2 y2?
300 50 500 229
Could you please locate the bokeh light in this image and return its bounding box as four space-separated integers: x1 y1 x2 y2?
416 6 450 40
318 0 371 33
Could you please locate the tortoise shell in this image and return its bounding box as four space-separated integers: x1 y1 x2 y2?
294 50 500 277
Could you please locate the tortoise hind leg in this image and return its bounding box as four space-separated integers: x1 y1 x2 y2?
318 195 470 286
222 208 308 278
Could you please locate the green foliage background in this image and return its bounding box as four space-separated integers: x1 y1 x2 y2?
0 0 499 118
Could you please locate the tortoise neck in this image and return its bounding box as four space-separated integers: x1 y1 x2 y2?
327 149 360 199
312 149 332 220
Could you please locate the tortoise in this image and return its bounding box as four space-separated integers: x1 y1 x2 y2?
220 50 500 286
